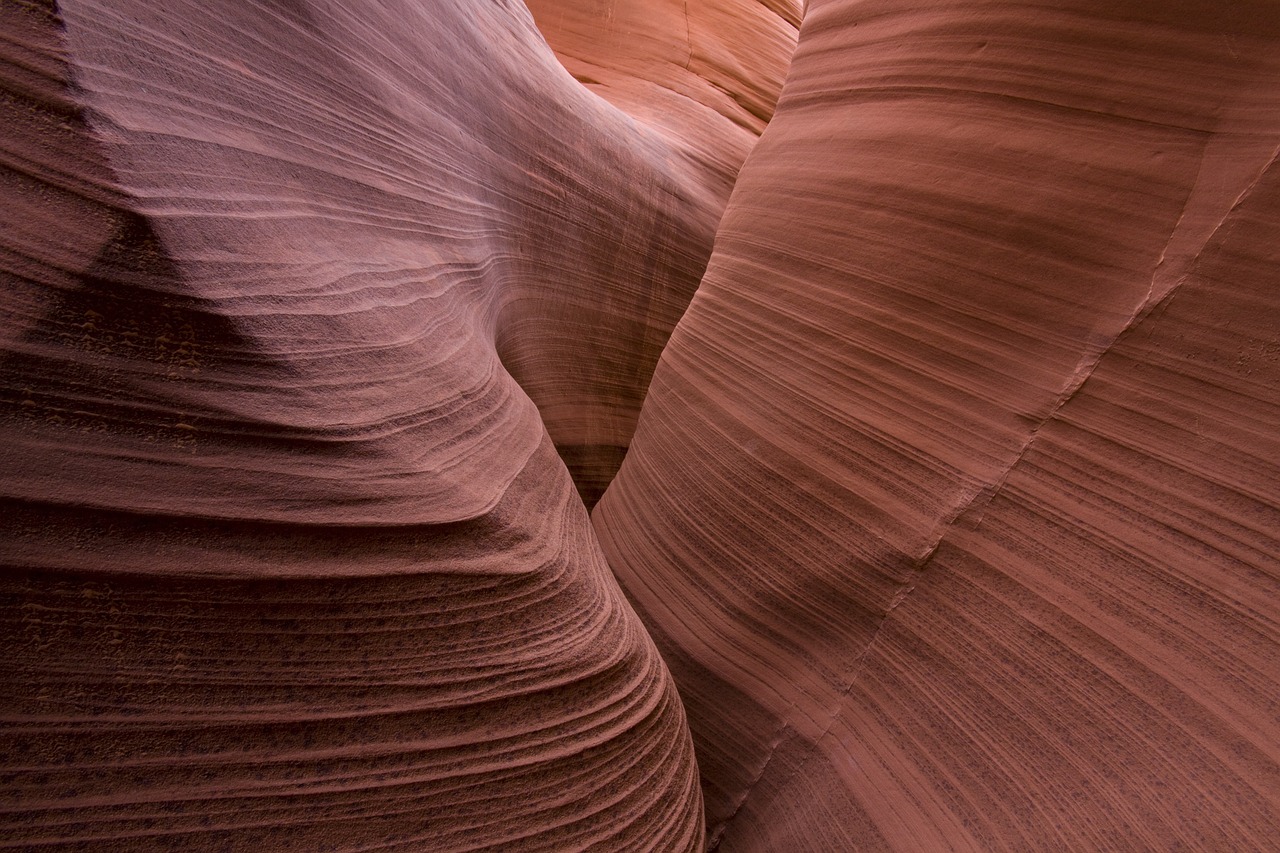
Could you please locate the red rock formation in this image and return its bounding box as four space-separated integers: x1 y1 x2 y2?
525 0 798 172
0 0 744 846
6 0 1280 848
519 0 799 504
596 0 1280 848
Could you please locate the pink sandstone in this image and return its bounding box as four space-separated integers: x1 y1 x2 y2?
597 0 1280 848
3 0 1278 850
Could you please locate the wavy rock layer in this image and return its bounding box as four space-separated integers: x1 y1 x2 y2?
596 0 1280 848
526 0 798 192
528 0 799 136
0 0 737 847
522 0 798 505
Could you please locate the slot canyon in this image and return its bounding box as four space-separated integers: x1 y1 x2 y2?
2 0 1278 849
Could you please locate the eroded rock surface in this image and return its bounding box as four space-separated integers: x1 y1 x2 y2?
520 0 799 504
4 0 1280 850
0 0 760 847
596 0 1280 848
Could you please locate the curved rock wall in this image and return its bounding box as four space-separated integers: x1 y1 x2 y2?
525 0 799 138
519 0 799 504
595 0 1280 848
4 0 1280 848
0 0 736 847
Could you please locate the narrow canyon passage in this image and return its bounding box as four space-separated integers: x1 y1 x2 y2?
0 0 794 847
512 0 800 507
2 0 1279 851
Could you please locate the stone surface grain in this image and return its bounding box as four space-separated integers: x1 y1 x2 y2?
522 0 799 504
0 0 776 847
5 0 1280 849
595 0 1280 848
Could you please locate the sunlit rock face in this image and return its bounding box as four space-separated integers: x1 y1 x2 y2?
525 0 799 143
4 0 1280 850
519 0 800 506
595 0 1280 848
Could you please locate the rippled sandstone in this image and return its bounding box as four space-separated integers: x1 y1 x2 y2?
4 0 1279 851
0 0 790 848
597 0 1280 848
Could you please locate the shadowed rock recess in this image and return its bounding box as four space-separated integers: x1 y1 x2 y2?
1 0 1276 851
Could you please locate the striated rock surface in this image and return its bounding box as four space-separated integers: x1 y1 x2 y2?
520 0 798 504
0 0 743 847
596 0 1280 848
5 0 1280 848
527 0 799 136
525 0 798 183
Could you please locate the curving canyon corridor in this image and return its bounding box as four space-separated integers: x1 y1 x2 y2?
2 0 1279 850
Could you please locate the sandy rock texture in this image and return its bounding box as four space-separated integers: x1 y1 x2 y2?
0 0 794 846
5 0 1280 849
525 0 799 179
521 0 799 504
596 0 1280 848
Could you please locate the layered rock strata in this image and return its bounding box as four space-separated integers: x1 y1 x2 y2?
3 0 1280 849
521 0 799 504
0 0 791 847
596 0 1280 848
